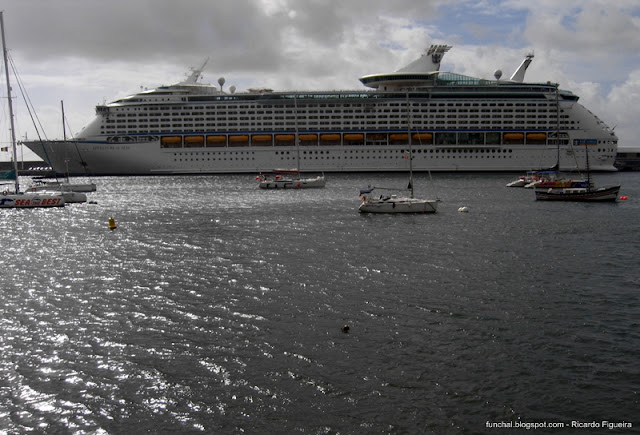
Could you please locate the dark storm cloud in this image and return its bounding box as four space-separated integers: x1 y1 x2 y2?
3 0 445 73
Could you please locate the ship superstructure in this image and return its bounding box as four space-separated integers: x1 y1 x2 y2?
24 45 619 175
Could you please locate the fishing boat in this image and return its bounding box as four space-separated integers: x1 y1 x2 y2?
534 184 620 201
0 12 65 209
359 94 439 214
23 45 619 175
533 177 589 189
534 141 620 202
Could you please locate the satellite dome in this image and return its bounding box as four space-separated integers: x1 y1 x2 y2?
494 69 503 80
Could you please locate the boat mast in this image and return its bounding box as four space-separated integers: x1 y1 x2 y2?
555 85 560 169
1 11 20 194
406 92 414 198
61 100 66 141
294 94 300 173
585 142 592 190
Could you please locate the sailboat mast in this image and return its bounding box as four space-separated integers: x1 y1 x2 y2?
407 93 414 198
585 142 592 189
1 11 20 194
61 100 66 141
294 94 300 173
555 84 560 169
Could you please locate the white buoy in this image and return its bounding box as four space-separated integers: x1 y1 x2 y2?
458 206 469 213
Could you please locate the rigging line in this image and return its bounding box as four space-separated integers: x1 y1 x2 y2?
61 101 93 177
8 54 48 141
8 53 60 182
71 135 93 176
10 53 91 178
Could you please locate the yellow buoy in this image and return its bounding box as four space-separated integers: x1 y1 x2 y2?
108 217 117 230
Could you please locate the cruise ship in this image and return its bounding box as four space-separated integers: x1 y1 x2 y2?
24 45 619 175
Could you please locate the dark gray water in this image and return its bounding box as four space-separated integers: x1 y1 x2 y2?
1 172 638 434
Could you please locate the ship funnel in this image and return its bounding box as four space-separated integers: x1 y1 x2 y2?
509 52 534 83
396 44 452 73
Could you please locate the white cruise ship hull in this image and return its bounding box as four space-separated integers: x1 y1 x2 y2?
25 138 617 176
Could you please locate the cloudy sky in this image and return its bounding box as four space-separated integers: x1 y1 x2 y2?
1 0 639 162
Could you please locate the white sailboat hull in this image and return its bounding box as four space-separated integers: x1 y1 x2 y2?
35 190 87 203
30 182 96 192
359 197 438 213
0 192 65 208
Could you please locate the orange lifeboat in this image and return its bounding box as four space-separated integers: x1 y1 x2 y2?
229 135 249 146
207 135 226 145
184 135 204 145
320 134 341 141
252 134 272 142
161 136 182 145
275 134 295 142
390 134 408 141
503 133 524 141
298 134 318 141
344 134 364 141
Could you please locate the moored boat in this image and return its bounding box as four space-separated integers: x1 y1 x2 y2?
33 190 87 203
506 170 547 187
0 12 65 209
28 180 97 192
534 141 620 202
534 185 620 202
508 170 588 189
359 190 439 213
257 170 325 189
360 98 439 214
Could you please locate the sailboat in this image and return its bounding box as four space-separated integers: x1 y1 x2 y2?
27 101 96 194
257 95 325 189
534 140 620 201
0 11 64 208
359 95 439 213
358 162 440 213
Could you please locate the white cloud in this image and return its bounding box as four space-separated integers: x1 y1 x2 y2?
1 0 639 162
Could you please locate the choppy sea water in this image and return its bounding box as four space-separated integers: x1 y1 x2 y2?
0 172 638 434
